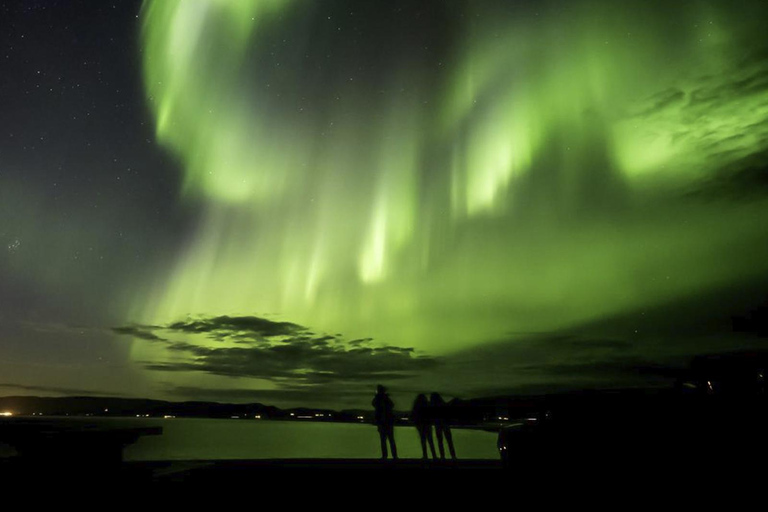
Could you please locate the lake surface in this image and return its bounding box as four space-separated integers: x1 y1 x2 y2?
1 417 500 460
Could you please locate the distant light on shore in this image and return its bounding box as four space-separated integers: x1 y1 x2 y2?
0 412 13 417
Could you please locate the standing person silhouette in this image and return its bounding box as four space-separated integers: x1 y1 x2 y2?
430 392 457 460
411 394 437 460
372 384 397 460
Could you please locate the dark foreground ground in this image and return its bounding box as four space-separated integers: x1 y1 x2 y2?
0 457 502 485
148 458 501 478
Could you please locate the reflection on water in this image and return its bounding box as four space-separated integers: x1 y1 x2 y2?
120 418 498 461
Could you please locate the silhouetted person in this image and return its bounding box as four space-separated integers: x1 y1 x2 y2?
411 394 437 460
430 392 457 460
372 384 397 460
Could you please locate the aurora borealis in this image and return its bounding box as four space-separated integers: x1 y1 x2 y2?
2 0 768 408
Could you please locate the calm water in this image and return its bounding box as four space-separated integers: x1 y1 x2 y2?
1 417 500 460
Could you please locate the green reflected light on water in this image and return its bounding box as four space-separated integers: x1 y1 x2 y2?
122 418 498 460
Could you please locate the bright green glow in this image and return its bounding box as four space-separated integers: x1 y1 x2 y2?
444 1 768 204
132 0 768 377
359 106 419 283
142 0 295 203
613 59 768 179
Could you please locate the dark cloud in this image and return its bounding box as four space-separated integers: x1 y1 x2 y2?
167 315 304 340
112 315 307 344
689 56 768 108
142 337 437 383
111 325 166 342
115 315 439 386
632 87 685 117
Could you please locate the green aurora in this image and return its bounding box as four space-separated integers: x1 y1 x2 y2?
115 0 768 400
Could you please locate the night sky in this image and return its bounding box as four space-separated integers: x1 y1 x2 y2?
1 0 768 409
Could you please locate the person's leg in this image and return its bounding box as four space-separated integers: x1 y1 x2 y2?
418 427 428 459
387 429 398 459
435 426 446 459
426 426 437 459
444 427 457 459
379 429 388 459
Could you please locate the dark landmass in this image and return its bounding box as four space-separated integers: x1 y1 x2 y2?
0 396 278 420
0 394 512 427
0 396 375 423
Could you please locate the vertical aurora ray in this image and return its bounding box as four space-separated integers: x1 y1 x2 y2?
141 0 297 203
132 0 768 367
